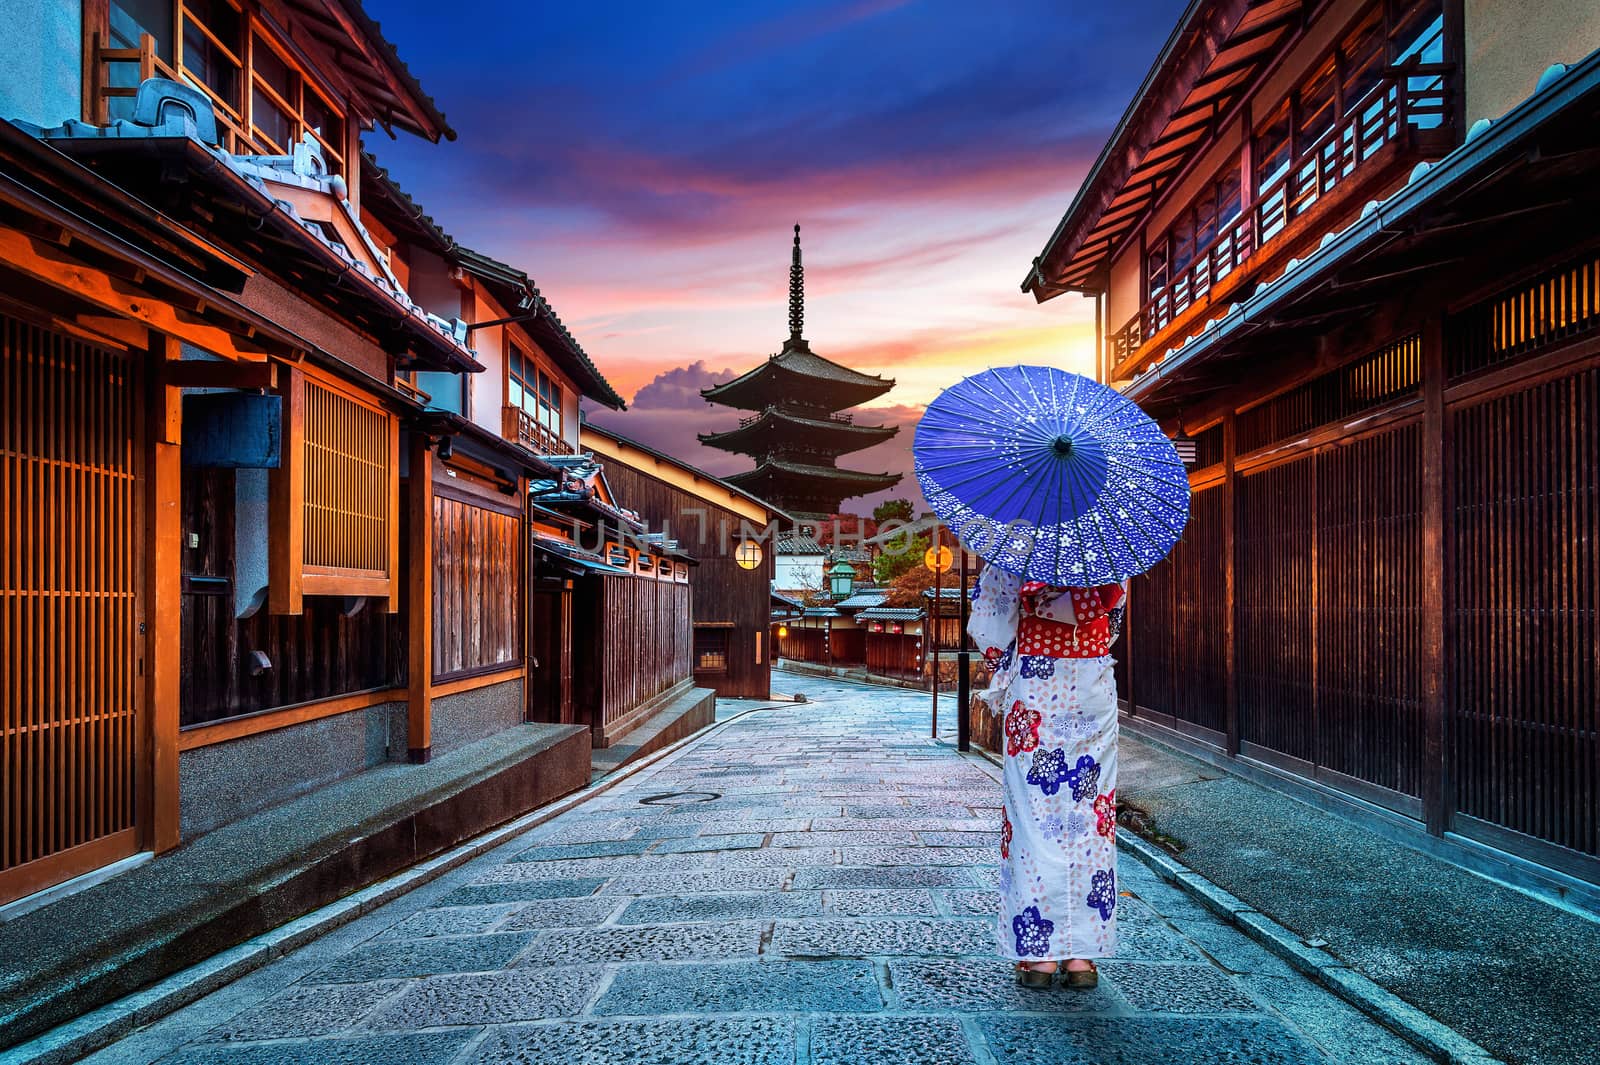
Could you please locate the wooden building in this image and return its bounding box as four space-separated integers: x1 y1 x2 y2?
0 2 618 910
582 422 788 699
1024 0 1600 889
524 458 701 748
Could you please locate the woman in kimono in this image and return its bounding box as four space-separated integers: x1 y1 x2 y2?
968 565 1126 989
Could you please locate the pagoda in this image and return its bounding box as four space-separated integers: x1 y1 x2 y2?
701 226 901 518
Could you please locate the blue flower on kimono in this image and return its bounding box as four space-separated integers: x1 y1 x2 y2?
1066 754 1102 802
1040 813 1065 837
1019 655 1055 679
1012 905 1055 957
1087 868 1117 920
1026 748 1071 795
998 864 1013 892
1064 811 1089 837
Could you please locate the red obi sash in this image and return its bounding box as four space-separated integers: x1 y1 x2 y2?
1016 582 1125 660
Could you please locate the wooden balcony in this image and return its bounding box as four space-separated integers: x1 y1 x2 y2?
1111 67 1455 380
504 405 575 456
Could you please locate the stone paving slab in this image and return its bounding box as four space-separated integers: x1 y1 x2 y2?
364 965 603 1028
76 671 1436 1065
809 1016 978 1065
467 1018 796 1065
595 960 883 1014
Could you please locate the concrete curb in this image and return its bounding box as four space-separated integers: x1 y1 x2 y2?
4 706 773 1065
956 742 1501 1065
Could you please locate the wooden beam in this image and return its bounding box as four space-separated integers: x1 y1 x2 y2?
407 433 434 761
387 413 401 613
269 367 305 614
0 226 273 362
148 336 182 852
164 359 278 390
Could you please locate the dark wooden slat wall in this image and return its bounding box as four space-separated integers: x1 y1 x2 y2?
1315 425 1425 799
596 461 773 698
1172 484 1228 736
179 467 403 726
592 577 692 725
0 316 142 902
1122 252 1600 874
779 627 829 663
865 633 923 680
1450 368 1599 859
831 628 866 665
431 495 521 680
1235 456 1318 764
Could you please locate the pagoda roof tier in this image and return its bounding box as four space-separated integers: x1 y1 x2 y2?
701 339 894 412
698 406 898 457
721 459 902 513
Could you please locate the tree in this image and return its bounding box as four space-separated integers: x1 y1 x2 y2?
873 498 914 524
873 529 929 584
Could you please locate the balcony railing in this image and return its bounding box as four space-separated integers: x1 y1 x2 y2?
738 405 855 429
1112 66 1453 371
504 405 575 456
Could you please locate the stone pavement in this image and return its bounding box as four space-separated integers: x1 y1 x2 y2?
77 674 1432 1065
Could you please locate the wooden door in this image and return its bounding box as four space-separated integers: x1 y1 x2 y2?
0 315 145 906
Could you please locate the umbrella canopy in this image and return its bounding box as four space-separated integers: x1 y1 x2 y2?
913 366 1189 586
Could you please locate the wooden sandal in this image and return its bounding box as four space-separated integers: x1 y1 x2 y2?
1064 961 1098 989
1014 962 1056 989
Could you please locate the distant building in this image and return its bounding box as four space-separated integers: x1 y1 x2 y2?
700 226 901 518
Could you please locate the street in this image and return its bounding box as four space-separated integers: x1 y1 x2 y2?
82 674 1428 1065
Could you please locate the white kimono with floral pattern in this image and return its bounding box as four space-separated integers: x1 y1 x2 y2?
968 565 1123 961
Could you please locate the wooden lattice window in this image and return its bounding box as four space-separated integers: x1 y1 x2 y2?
91 1 350 169
694 627 729 671
1448 252 1600 380
270 369 398 612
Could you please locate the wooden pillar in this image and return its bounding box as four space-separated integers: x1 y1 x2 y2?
1223 411 1240 756
267 368 304 615
1420 315 1450 835
406 435 433 762
146 336 182 853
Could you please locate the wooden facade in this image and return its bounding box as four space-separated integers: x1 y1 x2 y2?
575 576 694 743
0 315 144 905
582 425 783 700
1026 0 1600 883
0 1 625 908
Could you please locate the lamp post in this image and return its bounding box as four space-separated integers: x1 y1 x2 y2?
957 545 970 752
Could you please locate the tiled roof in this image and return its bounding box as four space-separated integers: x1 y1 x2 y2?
777 533 825 554
803 606 842 618
454 249 626 411
724 458 902 486
701 338 894 410
335 0 456 140
834 591 889 610
858 607 924 621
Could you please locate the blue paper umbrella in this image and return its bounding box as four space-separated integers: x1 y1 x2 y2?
913 366 1190 585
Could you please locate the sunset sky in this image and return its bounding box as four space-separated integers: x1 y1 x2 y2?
372 0 1186 514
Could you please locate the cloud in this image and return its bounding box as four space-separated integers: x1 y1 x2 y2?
583 361 750 479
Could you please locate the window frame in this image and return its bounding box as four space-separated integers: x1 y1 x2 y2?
108 0 353 171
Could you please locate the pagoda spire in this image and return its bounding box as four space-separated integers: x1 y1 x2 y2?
699 224 900 518
789 223 804 343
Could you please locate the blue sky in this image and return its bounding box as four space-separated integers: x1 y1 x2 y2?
370 0 1185 511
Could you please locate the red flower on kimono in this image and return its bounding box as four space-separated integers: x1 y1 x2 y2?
1001 807 1013 859
1004 700 1041 757
1094 790 1117 840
